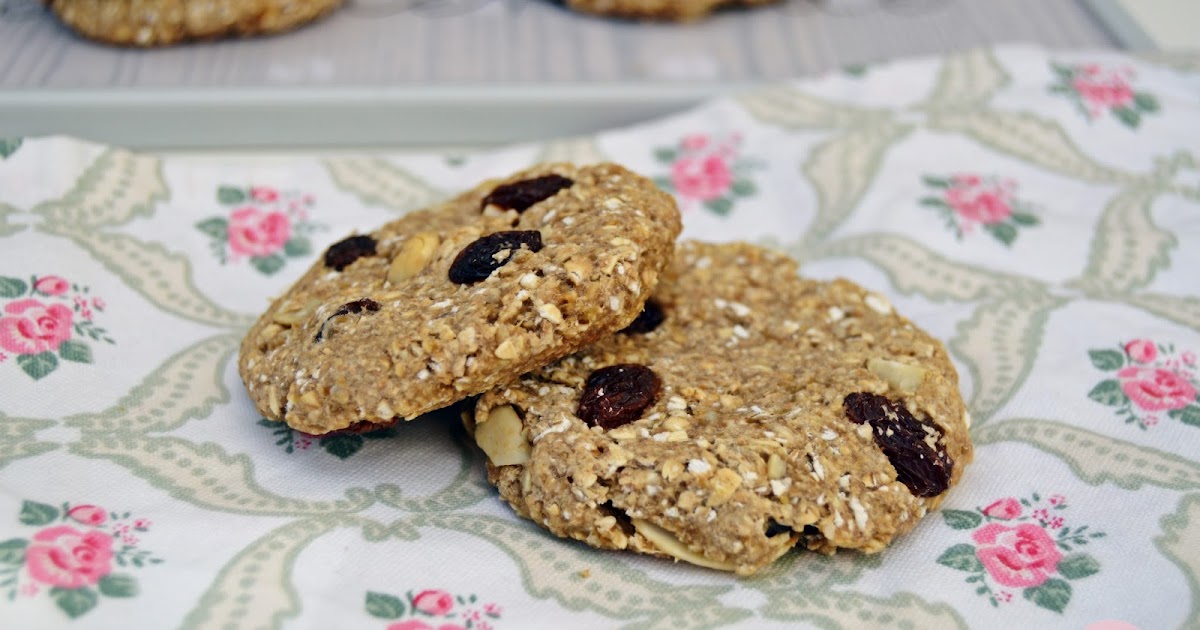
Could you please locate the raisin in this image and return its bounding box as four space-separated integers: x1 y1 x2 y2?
765 519 794 538
324 235 377 271
620 299 665 334
314 298 381 341
482 174 574 212
843 392 953 497
448 230 543 285
577 364 662 430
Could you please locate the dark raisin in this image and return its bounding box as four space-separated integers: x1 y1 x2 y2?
314 298 381 342
843 392 953 497
620 299 665 334
324 235 377 271
482 174 574 212
577 364 662 430
448 230 543 285
765 519 794 538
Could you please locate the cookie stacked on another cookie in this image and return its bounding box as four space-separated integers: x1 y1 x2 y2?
239 163 682 435
238 162 972 576
469 240 973 575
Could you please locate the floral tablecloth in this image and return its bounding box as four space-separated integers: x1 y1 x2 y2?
1 45 1199 630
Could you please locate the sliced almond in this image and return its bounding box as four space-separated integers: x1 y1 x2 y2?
273 297 322 326
767 453 786 480
867 358 927 393
475 405 530 466
631 519 737 572
387 232 440 284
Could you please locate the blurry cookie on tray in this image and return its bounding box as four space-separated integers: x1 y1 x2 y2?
45 0 345 47
564 0 777 22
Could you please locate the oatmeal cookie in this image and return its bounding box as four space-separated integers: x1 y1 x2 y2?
46 0 344 47
471 241 973 575
239 163 681 435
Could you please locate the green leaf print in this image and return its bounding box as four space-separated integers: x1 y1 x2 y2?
18 500 60 526
58 340 93 364
1088 349 1124 371
320 434 364 460
0 539 27 564
941 510 983 530
283 236 312 258
1011 212 1040 226
985 222 1017 246
0 276 27 298
922 176 952 188
654 147 678 163
0 138 22 159
217 186 246 205
1134 92 1159 113
1112 107 1141 129
1168 405 1200 427
1023 578 1071 613
17 352 59 380
1057 554 1100 580
250 254 285 276
1087 380 1127 406
730 180 756 197
936 544 983 572
365 591 406 619
98 574 139 597
705 197 734 216
51 587 98 618
195 217 229 240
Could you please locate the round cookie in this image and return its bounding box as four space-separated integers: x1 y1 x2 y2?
564 0 776 22
240 162 681 435
471 241 973 575
46 0 344 47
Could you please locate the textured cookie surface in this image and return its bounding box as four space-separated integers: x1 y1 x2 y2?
240 163 681 435
565 0 776 22
473 241 973 575
46 0 343 47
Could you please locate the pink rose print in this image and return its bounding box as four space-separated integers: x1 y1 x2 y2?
33 276 69 296
946 184 1012 225
939 492 1104 612
388 622 433 630
66 505 108 526
671 155 732 202
0 275 114 380
1049 62 1160 128
25 526 114 589
250 186 280 203
1124 339 1157 364
982 498 1022 520
653 133 760 217
1117 366 1196 412
413 589 455 616
0 298 73 355
198 184 324 275
920 174 1038 246
227 207 291 258
367 589 502 628
973 523 1062 588
1089 340 1200 429
4 500 161 618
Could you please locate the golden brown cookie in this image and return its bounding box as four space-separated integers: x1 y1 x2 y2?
45 0 344 47
471 241 973 575
564 0 776 22
239 163 681 435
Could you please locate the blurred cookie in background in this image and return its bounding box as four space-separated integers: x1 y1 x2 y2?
45 0 345 47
